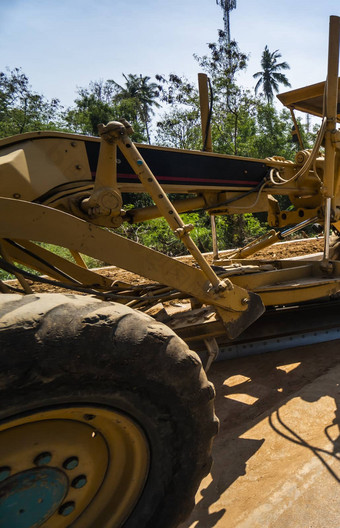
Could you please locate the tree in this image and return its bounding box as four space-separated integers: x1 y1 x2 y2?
113 74 160 143
253 46 291 103
0 68 61 138
252 104 296 159
155 108 202 149
155 74 202 149
65 79 146 141
195 33 256 155
194 31 247 82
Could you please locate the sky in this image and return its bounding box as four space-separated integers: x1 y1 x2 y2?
0 0 339 111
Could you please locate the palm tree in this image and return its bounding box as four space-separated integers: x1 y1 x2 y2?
113 74 160 143
216 0 237 46
253 46 291 103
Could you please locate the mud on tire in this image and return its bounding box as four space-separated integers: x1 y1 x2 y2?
0 293 218 528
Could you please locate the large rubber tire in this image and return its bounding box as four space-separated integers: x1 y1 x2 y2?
0 294 218 528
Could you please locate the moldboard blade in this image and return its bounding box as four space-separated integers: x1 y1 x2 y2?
218 291 265 340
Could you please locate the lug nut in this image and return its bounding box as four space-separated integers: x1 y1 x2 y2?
71 475 87 489
63 456 79 470
59 501 75 516
34 452 52 466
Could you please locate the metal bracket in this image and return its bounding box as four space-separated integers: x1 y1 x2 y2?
204 337 220 371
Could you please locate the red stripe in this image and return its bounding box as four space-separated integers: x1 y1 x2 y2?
91 171 259 186
116 173 259 186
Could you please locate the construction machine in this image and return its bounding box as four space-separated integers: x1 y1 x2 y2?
0 15 340 528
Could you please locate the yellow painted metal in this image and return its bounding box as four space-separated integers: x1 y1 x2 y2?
96 122 259 321
113 124 223 287
0 129 301 197
198 73 213 152
274 208 321 228
289 108 304 149
0 406 149 527
128 195 206 223
1 238 113 289
3 191 336 310
69 249 87 268
323 16 340 199
277 79 340 120
228 261 340 306
0 127 323 234
0 137 92 201
80 126 123 221
0 240 33 293
226 230 279 260
0 198 254 318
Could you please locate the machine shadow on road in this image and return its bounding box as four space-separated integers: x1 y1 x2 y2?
180 339 340 528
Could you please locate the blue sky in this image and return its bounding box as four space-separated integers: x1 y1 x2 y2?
0 0 339 109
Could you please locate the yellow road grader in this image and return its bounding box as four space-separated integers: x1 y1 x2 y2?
0 15 340 528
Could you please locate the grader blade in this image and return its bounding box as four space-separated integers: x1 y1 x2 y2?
217 290 265 339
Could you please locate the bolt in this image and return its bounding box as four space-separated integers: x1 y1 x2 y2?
241 297 249 305
71 475 87 489
59 501 76 516
0 467 11 482
63 456 79 470
75 165 82 170
215 282 228 293
137 160 143 166
13 193 21 199
71 142 77 147
34 452 52 466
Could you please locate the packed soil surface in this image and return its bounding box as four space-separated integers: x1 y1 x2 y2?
179 338 340 528
12 237 325 294
248 236 323 259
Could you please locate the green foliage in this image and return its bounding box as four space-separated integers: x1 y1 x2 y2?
251 105 296 159
0 67 63 138
114 210 267 257
0 242 106 281
155 107 202 149
65 75 161 142
112 74 161 143
194 34 257 156
194 31 247 81
253 46 291 103
64 79 146 141
155 74 202 149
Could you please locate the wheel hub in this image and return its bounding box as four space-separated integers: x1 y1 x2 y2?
0 406 149 527
0 467 68 528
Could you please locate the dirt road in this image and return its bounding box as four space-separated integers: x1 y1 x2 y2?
179 339 340 528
